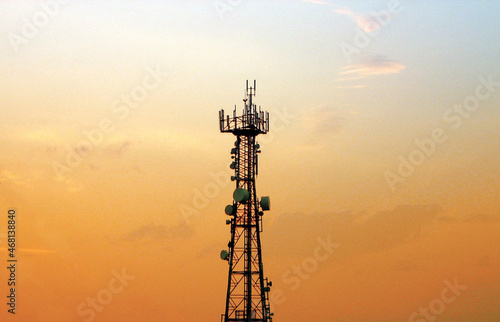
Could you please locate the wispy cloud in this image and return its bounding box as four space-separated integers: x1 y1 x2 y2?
339 55 406 78
266 204 441 259
438 212 499 223
0 168 41 188
1 169 20 183
294 105 349 150
123 222 193 242
102 140 132 157
335 7 394 33
301 106 345 136
302 2 397 34
335 84 365 89
302 0 338 7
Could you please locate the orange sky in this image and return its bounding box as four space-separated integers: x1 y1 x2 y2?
1 1 499 321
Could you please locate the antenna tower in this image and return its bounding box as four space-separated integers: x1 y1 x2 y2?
219 80 273 321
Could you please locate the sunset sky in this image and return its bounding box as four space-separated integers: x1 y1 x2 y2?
1 1 499 321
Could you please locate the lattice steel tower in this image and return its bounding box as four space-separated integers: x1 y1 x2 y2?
219 80 273 321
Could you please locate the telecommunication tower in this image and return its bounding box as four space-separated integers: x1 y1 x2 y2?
219 80 273 321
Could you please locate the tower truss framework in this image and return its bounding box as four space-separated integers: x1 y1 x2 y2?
219 81 273 322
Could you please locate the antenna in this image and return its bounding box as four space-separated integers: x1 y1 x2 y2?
218 80 273 321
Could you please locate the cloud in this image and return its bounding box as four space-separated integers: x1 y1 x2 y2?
52 176 85 193
302 0 337 7
335 84 365 89
302 2 397 34
301 106 345 136
102 140 132 157
0 167 41 188
339 55 406 78
1 169 20 182
266 204 441 259
123 222 193 242
294 106 349 150
462 213 499 222
477 255 491 267
335 7 394 33
195 241 219 259
437 212 499 223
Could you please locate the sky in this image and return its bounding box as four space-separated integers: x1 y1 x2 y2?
0 0 499 321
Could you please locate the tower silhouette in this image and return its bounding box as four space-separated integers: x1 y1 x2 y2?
219 80 273 321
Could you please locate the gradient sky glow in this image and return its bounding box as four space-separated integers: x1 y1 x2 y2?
1 1 499 321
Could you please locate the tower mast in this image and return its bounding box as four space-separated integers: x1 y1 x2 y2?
219 80 273 321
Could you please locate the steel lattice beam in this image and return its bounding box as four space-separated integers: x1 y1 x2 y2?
219 81 273 322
